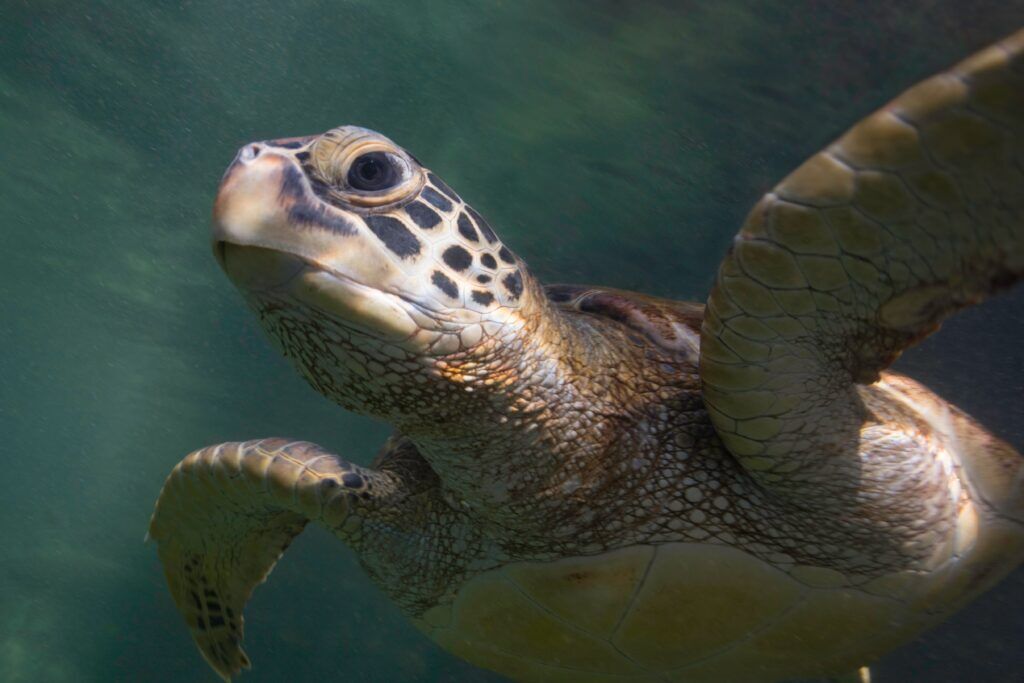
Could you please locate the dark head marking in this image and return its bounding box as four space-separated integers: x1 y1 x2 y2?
476 274 491 284
442 245 472 271
405 201 441 229
498 246 515 264
306 175 333 202
289 204 354 235
480 253 497 270
280 165 307 201
268 139 304 149
421 187 453 212
363 215 421 258
471 290 495 306
295 150 311 163
467 206 497 243
427 173 460 203
502 271 523 299
457 212 479 242
341 472 364 488
431 270 458 298
288 192 356 235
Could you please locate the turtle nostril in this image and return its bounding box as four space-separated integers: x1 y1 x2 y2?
238 143 262 162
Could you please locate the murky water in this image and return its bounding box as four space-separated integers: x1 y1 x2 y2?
2 1 1023 681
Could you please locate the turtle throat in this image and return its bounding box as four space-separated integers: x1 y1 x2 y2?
390 281 646 527
249 275 639 528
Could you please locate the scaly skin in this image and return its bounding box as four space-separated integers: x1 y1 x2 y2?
149 28 1024 683
249 281 968 581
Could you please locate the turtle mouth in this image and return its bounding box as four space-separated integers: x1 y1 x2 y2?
217 242 438 342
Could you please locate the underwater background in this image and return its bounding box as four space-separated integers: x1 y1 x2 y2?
3 1 1024 681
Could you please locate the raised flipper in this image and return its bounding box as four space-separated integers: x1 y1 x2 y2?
147 438 405 680
700 29 1024 492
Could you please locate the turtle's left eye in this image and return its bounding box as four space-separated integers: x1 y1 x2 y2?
347 152 400 192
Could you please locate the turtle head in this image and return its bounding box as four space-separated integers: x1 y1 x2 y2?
214 126 534 346
213 125 544 417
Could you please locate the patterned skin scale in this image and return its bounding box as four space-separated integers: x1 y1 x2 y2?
149 30 1024 683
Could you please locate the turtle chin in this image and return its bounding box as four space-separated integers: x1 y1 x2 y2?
218 245 497 366
282 271 493 358
284 268 423 342
217 243 306 292
218 243 425 343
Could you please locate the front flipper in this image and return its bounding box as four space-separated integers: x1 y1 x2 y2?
701 30 1024 492
147 438 400 680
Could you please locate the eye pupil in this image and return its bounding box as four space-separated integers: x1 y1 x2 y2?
348 152 399 191
358 159 380 180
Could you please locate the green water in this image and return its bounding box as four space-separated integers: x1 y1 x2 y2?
3 1 1023 681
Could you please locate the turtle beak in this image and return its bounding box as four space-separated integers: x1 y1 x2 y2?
212 134 321 252
212 143 311 291
213 142 285 251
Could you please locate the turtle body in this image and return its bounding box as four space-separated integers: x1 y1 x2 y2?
149 30 1024 682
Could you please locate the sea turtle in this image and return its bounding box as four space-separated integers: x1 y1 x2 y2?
149 29 1024 682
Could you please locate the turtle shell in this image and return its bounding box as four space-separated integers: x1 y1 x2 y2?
415 543 914 682
416 505 1023 683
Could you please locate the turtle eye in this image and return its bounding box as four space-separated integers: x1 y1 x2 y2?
347 152 399 192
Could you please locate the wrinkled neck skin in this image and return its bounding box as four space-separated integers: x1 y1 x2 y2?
249 275 659 532
405 283 626 523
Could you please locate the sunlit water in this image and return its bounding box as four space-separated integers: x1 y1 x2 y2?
3 2 1023 681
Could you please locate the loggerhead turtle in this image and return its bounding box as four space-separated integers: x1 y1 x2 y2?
149 29 1024 683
